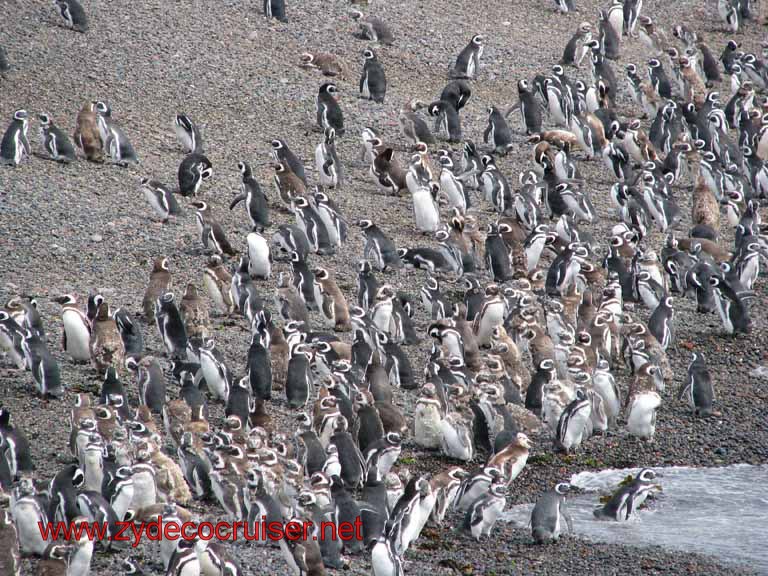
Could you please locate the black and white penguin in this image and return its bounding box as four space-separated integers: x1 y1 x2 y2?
678 352 715 417
356 259 379 311
37 113 75 163
177 152 213 196
54 294 91 363
126 356 165 413
95 103 138 166
315 127 343 189
246 231 272 280
271 139 307 185
192 201 238 257
292 195 334 255
484 106 514 155
139 178 180 223
463 482 507 540
594 468 660 521
54 0 88 32
10 478 49 556
427 100 462 143
166 539 201 576
648 295 674 350
154 292 188 360
312 188 349 249
230 161 270 231
247 328 272 401
21 329 62 398
174 113 202 153
49 464 85 523
1 110 31 166
317 82 345 136
514 79 543 135
360 48 387 103
450 34 484 79
555 388 592 453
358 219 402 271
264 0 287 21
531 483 573 543
286 343 313 409
198 339 232 402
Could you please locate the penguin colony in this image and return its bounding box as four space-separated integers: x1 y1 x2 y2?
0 0 766 574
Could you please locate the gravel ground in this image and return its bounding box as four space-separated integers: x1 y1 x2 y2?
2 0 767 574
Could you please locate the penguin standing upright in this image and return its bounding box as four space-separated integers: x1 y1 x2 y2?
427 100 462 143
531 483 573 543
89 302 124 375
73 102 102 162
21 329 62 398
450 35 484 79
1 110 30 166
178 152 213 196
513 80 542 135
358 220 402 271
484 106 514 155
678 352 715 416
143 257 172 322
95 103 139 166
155 293 188 360
37 113 75 163
264 0 287 22
230 161 270 231
315 128 343 189
55 294 91 363
360 48 387 103
317 82 345 136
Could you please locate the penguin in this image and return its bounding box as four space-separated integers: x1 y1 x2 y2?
292 195 334 255
450 34 484 79
439 409 474 461
271 138 307 185
73 102 102 162
54 0 88 32
463 483 507 540
350 9 395 45
317 82 344 136
95 103 139 166
371 147 407 195
286 343 313 409
315 267 352 332
359 219 402 271
39 544 75 576
174 113 202 153
143 257 172 322
0 510 20 576
427 100 462 143
192 201 238 257
315 127 343 189
21 328 62 398
246 232 272 280
0 310 27 370
513 79 543 135
10 478 49 556
531 483 573 543
710 274 752 335
299 51 347 77
155 292 188 360
555 388 592 453
473 285 507 347
37 113 76 163
648 296 674 351
230 161 270 231
203 255 235 316
179 283 209 340
49 464 85 523
273 224 311 262
177 152 213 196
0 110 30 166
0 408 32 478
126 356 166 413
140 178 180 223
561 22 592 68
360 48 387 103
197 339 231 403
54 294 91 363
312 188 348 248
167 539 201 576
484 106 514 155
678 352 715 417
247 328 272 401
272 161 307 208
594 468 660 521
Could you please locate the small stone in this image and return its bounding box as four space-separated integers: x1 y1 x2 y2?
91 234 103 242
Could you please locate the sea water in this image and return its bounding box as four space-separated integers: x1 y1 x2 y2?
501 465 768 574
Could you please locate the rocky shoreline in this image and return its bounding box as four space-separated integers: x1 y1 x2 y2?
2 0 767 574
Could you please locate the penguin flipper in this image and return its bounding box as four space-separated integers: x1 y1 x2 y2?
229 193 246 210
201 224 212 248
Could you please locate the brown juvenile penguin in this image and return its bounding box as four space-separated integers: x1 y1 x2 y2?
73 102 103 162
143 257 171 322
90 301 124 374
179 282 210 339
314 267 351 332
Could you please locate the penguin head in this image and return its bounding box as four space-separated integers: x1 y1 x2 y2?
320 82 339 97
363 48 376 61
38 112 52 127
94 101 111 116
190 200 208 212
471 34 484 46
324 126 336 142
12 109 28 123
238 160 251 177
356 218 373 230
637 468 658 483
625 63 637 75
299 52 315 65
54 293 77 305
515 432 532 450
554 483 571 495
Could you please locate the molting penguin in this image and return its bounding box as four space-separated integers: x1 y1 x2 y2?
1 110 31 166
317 82 345 136
450 35 484 79
38 113 76 163
360 48 387 103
